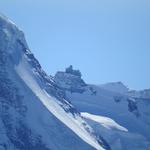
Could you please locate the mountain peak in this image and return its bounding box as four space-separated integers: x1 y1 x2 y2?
54 66 86 93
65 65 82 78
0 13 29 65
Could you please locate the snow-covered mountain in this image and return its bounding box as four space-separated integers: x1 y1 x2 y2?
54 67 150 150
128 89 150 99
0 14 110 150
99 82 129 94
101 82 150 99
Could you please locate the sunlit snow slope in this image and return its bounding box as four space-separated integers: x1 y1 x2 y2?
54 69 150 150
0 14 108 150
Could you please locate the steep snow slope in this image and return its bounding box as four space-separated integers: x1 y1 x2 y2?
0 14 108 150
54 70 150 150
15 55 103 150
81 112 150 150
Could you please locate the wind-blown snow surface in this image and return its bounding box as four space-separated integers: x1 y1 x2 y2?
81 113 128 132
0 14 107 150
15 55 103 150
54 71 150 150
81 112 150 150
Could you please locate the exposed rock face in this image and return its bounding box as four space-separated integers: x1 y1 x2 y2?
54 68 87 93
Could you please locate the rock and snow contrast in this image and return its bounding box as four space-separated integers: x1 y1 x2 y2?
0 13 150 150
0 14 109 150
54 67 150 150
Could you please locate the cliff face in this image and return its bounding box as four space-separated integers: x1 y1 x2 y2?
54 71 86 93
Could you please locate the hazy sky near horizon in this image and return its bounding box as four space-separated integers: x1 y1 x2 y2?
0 0 150 90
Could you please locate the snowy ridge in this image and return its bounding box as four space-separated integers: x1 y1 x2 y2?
15 55 104 150
0 12 16 26
54 69 150 150
81 113 128 132
1 12 150 150
0 14 109 150
99 82 129 94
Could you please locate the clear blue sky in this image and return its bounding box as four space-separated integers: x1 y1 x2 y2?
0 0 150 90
